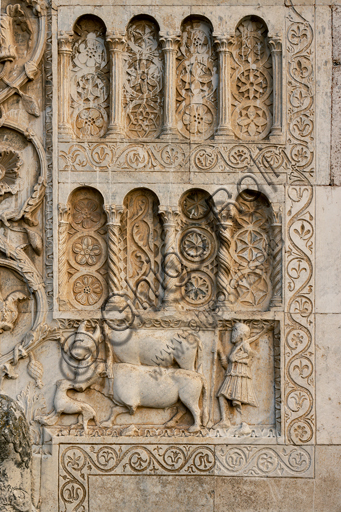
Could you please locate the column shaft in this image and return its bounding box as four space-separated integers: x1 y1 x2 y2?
160 35 180 138
106 35 125 138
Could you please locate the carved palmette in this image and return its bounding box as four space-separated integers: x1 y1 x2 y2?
230 17 273 141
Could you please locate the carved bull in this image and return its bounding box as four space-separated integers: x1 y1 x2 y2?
105 326 203 372
80 363 208 433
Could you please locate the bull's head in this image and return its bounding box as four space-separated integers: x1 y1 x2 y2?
69 322 101 361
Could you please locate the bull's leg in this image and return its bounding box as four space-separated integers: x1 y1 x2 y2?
101 405 129 427
178 382 202 433
164 403 187 427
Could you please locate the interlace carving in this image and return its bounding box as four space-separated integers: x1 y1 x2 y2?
123 19 163 139
176 19 217 140
231 17 273 141
71 17 109 139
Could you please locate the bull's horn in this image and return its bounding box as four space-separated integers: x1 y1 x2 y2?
77 321 88 334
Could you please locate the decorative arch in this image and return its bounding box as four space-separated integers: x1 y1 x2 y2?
122 188 162 309
58 187 108 312
230 16 273 141
67 15 110 139
176 16 218 141
123 16 163 139
178 188 218 309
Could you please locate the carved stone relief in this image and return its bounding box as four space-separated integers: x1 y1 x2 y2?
123 18 163 139
59 188 108 310
0 0 327 508
70 16 109 139
230 16 273 141
176 18 217 140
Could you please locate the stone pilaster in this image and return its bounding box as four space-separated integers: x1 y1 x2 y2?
58 32 73 137
106 34 126 139
58 203 70 306
159 206 180 307
159 34 180 139
269 37 283 141
214 35 235 140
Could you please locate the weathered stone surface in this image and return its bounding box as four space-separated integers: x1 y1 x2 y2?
0 0 339 510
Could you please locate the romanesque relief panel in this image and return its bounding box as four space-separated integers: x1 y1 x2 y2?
178 189 218 309
230 17 273 141
123 18 163 139
122 189 162 309
176 18 217 141
59 188 108 311
70 16 109 139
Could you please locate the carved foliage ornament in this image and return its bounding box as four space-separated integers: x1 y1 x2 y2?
71 17 109 139
124 19 163 139
176 19 217 140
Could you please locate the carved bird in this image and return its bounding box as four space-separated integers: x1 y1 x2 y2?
0 290 27 334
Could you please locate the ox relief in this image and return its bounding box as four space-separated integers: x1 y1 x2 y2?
39 319 276 437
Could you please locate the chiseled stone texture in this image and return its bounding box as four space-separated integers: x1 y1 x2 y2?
0 0 340 511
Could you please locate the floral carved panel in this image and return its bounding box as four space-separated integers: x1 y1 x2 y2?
178 189 218 308
176 18 218 141
59 188 108 311
123 19 163 139
70 16 109 139
123 189 162 309
230 17 273 141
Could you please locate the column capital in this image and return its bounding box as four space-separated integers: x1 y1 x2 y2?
213 34 234 53
159 33 181 52
58 31 73 53
158 206 180 225
104 204 124 225
270 204 282 225
58 203 70 223
106 33 126 52
268 36 282 54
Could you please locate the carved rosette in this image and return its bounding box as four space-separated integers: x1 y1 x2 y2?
70 17 110 140
230 17 273 141
124 20 163 139
176 19 217 141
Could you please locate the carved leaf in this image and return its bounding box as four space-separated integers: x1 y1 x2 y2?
20 92 40 117
25 228 43 255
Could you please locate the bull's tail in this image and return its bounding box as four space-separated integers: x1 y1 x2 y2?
200 374 209 427
195 334 203 374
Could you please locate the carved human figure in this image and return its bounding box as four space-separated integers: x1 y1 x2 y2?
214 322 266 430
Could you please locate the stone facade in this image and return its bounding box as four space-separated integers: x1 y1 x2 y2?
0 0 340 510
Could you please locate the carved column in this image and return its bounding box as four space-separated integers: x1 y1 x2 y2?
58 203 70 306
270 205 282 307
106 34 125 139
216 207 234 307
58 32 73 137
104 205 124 296
214 36 234 140
269 37 283 140
159 206 180 307
160 34 180 139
